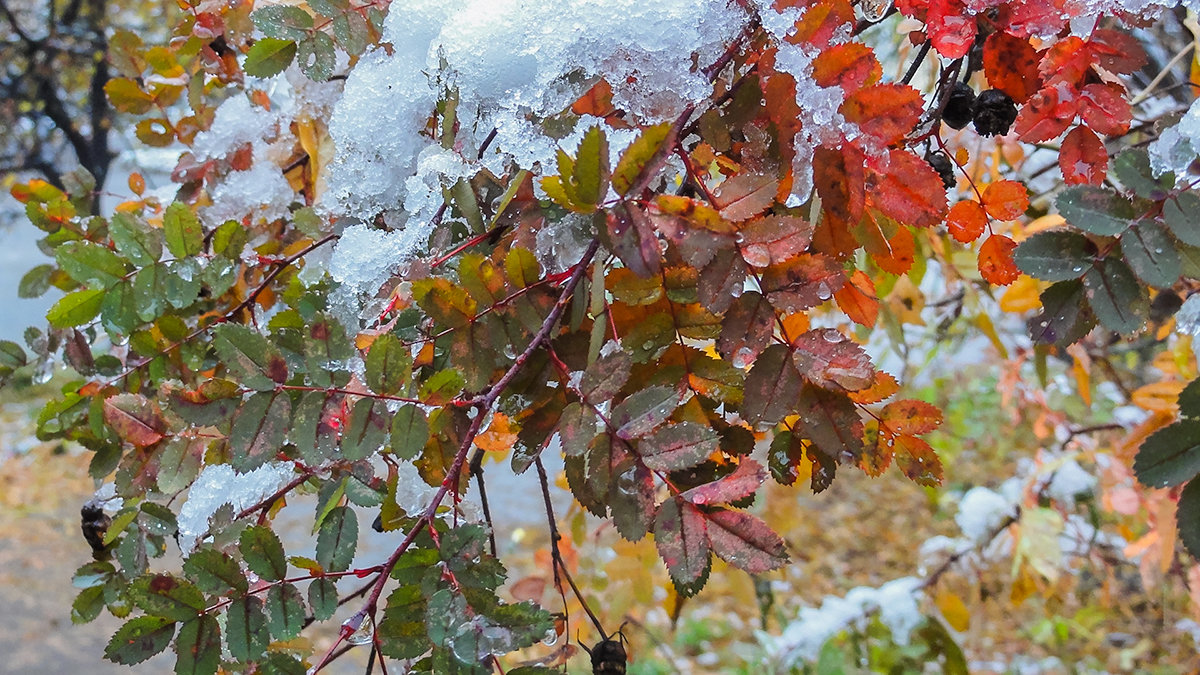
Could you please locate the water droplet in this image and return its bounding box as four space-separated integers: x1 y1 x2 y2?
542 627 559 646
33 358 54 385
346 615 374 646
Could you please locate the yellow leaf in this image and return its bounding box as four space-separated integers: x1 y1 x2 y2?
1131 381 1185 412
935 590 970 632
972 313 1007 359
1067 343 1091 407
999 275 1041 313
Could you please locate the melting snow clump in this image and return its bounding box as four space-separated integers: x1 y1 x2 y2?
201 162 294 227
955 486 1018 543
177 462 296 552
1149 97 1200 178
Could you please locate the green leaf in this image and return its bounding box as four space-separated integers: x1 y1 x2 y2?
297 32 336 81
157 436 205 494
130 574 205 621
1163 192 1200 247
72 585 106 624
610 385 683 440
1082 257 1148 334
340 398 388 461
390 404 429 460
308 577 339 621
47 288 105 327
55 241 128 288
104 616 176 665
1112 148 1173 199
265 582 307 640
316 505 359 573
163 202 204 258
253 5 313 40
182 548 248 595
230 391 292 472
1028 279 1095 346
1134 419 1200 489
366 333 411 395
18 263 54 298
638 422 719 471
1055 185 1135 236
613 122 672 195
573 126 610 207
173 614 221 675
378 585 431 659
1120 219 1181 288
240 525 287 581
653 497 711 596
0 340 28 371
741 344 803 427
557 402 596 457
140 502 178 536
260 653 308 675
1012 229 1095 282
212 220 248 259
109 212 164 266
1177 478 1200 559
211 324 289 391
244 38 298 78
226 596 270 662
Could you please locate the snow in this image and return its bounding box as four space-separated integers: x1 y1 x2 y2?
955 486 1018 543
1149 97 1200 178
177 462 296 552
191 95 282 162
200 162 295 227
1043 458 1096 506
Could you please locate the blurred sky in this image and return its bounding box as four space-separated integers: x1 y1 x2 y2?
0 221 55 342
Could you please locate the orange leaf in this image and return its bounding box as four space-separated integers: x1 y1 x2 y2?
978 234 1020 285
980 180 1028 221
946 200 988 243
476 412 519 453
788 0 856 49
1014 86 1077 143
572 79 616 118
128 172 146 196
983 31 1040 103
860 420 892 477
1059 125 1107 186
812 43 881 93
1039 36 1091 86
715 173 779 222
834 270 879 327
869 149 948 228
841 84 924 146
871 224 915 275
848 371 899 404
814 144 866 227
880 399 943 436
894 434 943 486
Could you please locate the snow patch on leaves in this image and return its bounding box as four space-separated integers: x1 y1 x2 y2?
177 462 295 552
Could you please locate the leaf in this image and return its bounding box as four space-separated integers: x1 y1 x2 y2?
978 234 1020 286
104 77 155 114
240 525 287 582
742 344 803 427
613 123 672 195
1134 420 1200 489
47 288 105 327
927 0 975 58
55 241 128 288
390 404 430 460
705 508 789 574
714 173 778 221
814 144 865 227
1028 280 1095 346
253 5 313 40
130 574 205 621
653 497 710 593
980 180 1029 221
737 215 814 267
18 264 53 298
1013 229 1096 281
610 385 682 440
1056 186 1134 236
1113 148 1174 200
573 126 610 208
103 394 166 447
983 31 1040 103
174 615 221 675
760 253 845 313
833 270 878 328
790 328 874 392
1083 257 1148 334
682 459 766 505
340 398 389 461
894 434 943 486
1178 478 1200 559
795 384 864 464
936 590 971 632
871 149 948 229
229 391 291 472
308 577 339 621
109 212 164 266
1016 87 1073 143
244 38 297 78
182 548 248 595
163 202 204 258
1164 192 1200 246
841 85 923 146
104 616 175 665
316 505 359 573
580 350 631 401
1120 219 1181 288
265 582 307 640
946 200 988 243
1060 126 1108 186
73 586 106 624
718 291 776 365
811 42 881 92
880 399 943 436
638 422 719 471
226 596 270 662
1078 83 1131 136
212 324 289 391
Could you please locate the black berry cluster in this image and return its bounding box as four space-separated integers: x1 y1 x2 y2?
926 152 955 189
942 82 975 130
940 84 1019 137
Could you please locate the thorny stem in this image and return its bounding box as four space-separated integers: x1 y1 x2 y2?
469 446 500 558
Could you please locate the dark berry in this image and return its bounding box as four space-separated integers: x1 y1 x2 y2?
972 89 1018 136
941 82 975 130
926 152 955 189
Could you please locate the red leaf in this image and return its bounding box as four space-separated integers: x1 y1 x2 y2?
871 223 916 275
760 253 846 313
946 200 988 243
103 394 166 448
639 422 720 472
737 215 814 267
927 0 976 59
715 173 779 222
718 291 776 366
1039 36 1091 86
704 508 789 574
841 84 924 146
869 149 948 229
788 0 856 49
654 498 710 588
880 399 944 436
995 0 1067 39
894 435 944 486
983 32 1041 103
1014 84 1077 143
1078 83 1131 136
814 144 865 227
978 234 1020 285
790 328 875 392
741 344 804 426
682 459 767 506
834 270 879 327
980 180 1029 221
1060 125 1108 186
812 43 881 93
1090 29 1147 75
